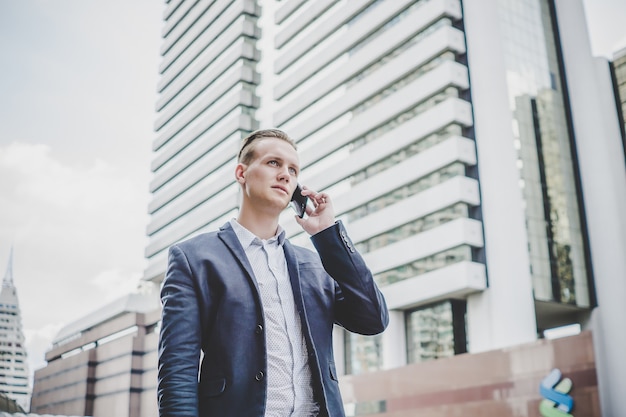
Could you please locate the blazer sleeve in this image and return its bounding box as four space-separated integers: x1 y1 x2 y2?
310 220 389 335
157 245 202 417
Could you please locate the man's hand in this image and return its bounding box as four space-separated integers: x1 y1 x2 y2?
294 186 335 235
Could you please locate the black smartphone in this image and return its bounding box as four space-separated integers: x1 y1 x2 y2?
290 184 308 218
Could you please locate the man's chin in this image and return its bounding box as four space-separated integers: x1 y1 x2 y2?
267 198 290 213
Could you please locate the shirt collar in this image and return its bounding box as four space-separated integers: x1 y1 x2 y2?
229 218 286 248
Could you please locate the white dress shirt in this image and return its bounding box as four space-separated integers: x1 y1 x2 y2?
230 219 319 416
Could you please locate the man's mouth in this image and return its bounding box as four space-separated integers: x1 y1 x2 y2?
272 185 289 195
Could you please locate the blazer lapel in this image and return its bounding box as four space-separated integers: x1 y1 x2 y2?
283 241 308 320
283 240 319 359
217 222 260 294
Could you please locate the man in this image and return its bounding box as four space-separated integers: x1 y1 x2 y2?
158 129 388 417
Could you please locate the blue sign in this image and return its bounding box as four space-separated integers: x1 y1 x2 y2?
539 368 574 417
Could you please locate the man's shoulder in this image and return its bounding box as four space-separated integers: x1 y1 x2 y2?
172 226 229 253
176 231 217 247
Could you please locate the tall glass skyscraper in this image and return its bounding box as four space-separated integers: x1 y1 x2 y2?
141 0 625 414
0 248 30 412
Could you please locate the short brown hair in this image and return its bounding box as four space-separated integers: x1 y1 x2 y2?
237 129 297 164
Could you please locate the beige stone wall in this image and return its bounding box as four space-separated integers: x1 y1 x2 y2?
339 331 600 416
30 309 160 417
30 349 94 415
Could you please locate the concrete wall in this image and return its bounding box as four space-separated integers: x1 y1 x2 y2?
339 331 599 416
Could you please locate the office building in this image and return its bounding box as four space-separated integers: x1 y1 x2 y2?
142 0 626 414
0 248 30 412
143 0 262 282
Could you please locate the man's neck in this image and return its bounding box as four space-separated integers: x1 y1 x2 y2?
236 207 280 240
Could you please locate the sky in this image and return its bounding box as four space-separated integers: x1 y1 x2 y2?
0 0 625 377
0 1 163 373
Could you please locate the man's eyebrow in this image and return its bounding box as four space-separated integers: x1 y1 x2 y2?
261 154 283 162
261 153 300 167
264 154 297 163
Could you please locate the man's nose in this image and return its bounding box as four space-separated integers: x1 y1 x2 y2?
277 167 291 181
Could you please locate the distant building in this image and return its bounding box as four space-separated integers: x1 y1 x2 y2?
0 248 30 411
611 46 626 154
0 391 25 413
29 291 160 417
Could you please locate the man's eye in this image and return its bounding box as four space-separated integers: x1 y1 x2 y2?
268 160 278 166
289 167 297 175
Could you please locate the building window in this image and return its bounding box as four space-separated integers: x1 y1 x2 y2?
344 332 383 375
356 203 469 254
405 300 466 364
375 245 472 287
348 162 466 223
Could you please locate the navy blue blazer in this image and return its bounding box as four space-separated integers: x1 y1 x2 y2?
157 221 389 417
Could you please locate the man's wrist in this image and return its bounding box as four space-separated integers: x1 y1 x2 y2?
311 221 337 236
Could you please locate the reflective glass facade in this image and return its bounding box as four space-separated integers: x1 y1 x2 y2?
406 300 466 363
344 333 383 375
406 303 453 363
497 0 589 307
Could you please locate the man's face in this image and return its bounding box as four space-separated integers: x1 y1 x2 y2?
238 137 300 213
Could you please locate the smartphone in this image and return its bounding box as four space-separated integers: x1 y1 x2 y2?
290 184 308 218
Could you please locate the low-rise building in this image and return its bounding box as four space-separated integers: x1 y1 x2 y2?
30 291 159 417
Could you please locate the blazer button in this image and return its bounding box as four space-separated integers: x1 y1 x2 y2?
255 371 264 381
255 324 263 334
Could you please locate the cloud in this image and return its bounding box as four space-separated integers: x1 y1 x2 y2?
0 141 150 366
23 323 65 374
0 1 163 380
91 269 143 303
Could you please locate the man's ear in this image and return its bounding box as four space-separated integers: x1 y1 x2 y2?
235 163 246 184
